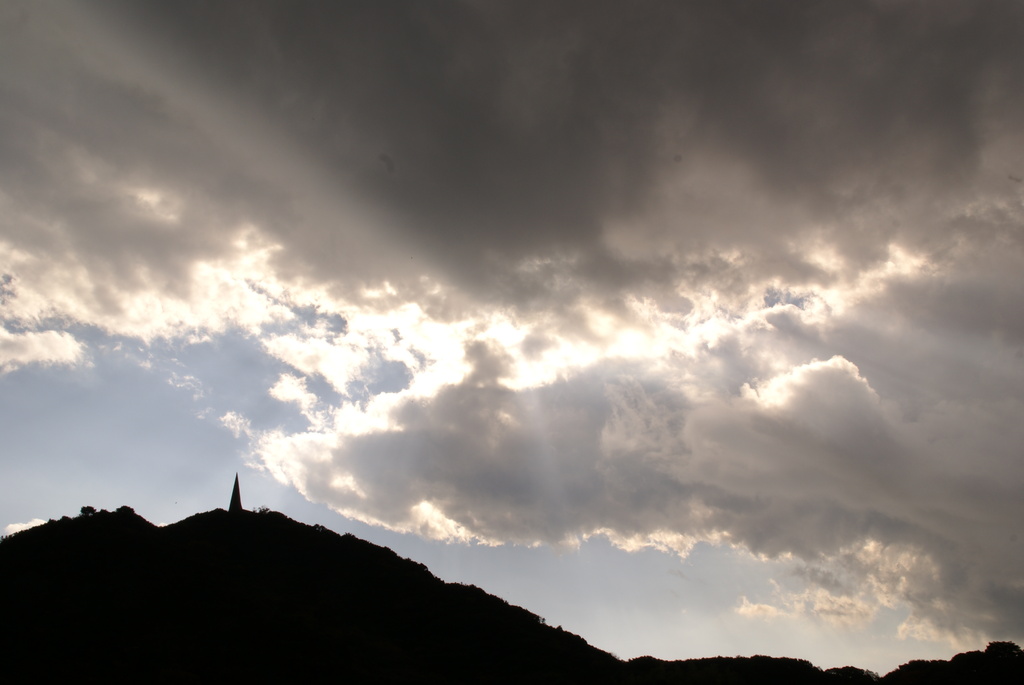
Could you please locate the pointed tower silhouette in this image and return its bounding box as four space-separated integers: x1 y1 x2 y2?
229 473 243 514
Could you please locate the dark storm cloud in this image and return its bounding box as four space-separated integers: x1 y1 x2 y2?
0 2 300 323
0 0 409 329
88 0 1024 301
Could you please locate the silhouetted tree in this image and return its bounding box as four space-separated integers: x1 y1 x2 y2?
882 642 1023 684
986 641 1022 659
826 665 880 682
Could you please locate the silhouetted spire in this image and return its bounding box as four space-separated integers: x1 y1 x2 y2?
229 473 243 514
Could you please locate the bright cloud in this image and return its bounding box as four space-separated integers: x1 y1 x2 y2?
0 327 84 373
3 519 47 536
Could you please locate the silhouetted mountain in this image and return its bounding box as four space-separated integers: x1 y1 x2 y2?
1 506 1021 683
1 506 614 683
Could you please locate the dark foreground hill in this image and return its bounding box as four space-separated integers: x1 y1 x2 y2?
1 506 1021 684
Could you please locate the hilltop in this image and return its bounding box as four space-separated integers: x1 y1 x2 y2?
1 506 1020 683
1 505 615 683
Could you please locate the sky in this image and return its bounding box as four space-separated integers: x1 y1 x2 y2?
2 0 1023 674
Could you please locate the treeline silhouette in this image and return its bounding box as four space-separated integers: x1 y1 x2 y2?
1 506 1020 683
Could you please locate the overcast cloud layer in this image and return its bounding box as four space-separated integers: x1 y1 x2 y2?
3 0 1024 652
